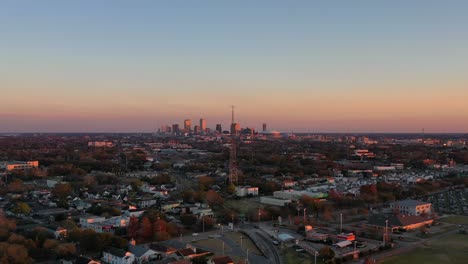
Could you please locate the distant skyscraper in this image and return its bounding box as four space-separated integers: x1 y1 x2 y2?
172 124 180 134
200 118 206 133
216 124 222 133
160 124 171 133
262 123 267 132
184 119 192 132
194 125 201 134
230 123 240 135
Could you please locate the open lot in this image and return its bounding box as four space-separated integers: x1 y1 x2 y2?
225 231 262 255
192 238 232 253
224 197 260 215
439 215 468 225
383 234 468 264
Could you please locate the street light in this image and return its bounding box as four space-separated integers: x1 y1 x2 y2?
314 251 318 264
202 216 205 233
340 213 343 233
384 220 389 245
304 208 307 224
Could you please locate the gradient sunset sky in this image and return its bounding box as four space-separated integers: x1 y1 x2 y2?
1 0 467 133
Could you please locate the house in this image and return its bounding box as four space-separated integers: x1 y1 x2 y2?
390 199 432 216
102 247 135 264
128 243 161 264
75 256 101 264
44 225 68 239
367 213 434 231
174 247 210 260
80 215 129 233
149 244 178 257
136 198 159 208
208 256 234 264
235 186 259 197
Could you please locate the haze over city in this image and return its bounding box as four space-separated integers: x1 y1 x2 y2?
1 0 468 133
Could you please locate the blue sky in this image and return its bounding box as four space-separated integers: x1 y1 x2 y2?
1 1 468 132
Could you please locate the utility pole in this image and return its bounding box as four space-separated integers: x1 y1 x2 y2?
340 213 343 233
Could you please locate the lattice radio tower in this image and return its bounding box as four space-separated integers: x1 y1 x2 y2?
229 105 238 185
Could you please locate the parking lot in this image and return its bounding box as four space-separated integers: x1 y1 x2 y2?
426 189 468 215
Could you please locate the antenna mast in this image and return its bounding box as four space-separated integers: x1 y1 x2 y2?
229 105 238 185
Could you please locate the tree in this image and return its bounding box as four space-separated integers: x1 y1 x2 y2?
54 243 76 257
2 244 32 264
198 176 215 191
139 217 153 240
205 190 224 207
0 213 16 231
199 216 215 231
52 183 72 199
227 183 236 195
83 175 96 187
180 214 197 227
319 246 335 260
166 223 180 237
7 179 26 193
12 202 31 215
127 216 140 239
42 239 58 250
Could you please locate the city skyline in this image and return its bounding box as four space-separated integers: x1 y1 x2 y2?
2 1 468 133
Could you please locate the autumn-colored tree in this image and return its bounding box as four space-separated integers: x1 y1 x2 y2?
227 183 236 195
180 214 197 227
2 244 32 264
11 202 29 217
166 223 180 237
7 179 26 193
319 246 335 260
52 183 72 199
54 243 77 257
154 231 170 241
198 176 215 190
42 239 58 250
139 217 153 240
0 213 16 231
205 190 224 207
153 218 168 234
199 216 215 231
127 216 139 239
7 234 26 245
83 175 96 187
360 184 378 196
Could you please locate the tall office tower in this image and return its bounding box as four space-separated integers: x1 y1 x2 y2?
160 124 171 133
215 124 222 133
200 118 206 134
262 123 267 132
230 123 241 135
229 105 238 185
194 125 201 134
184 119 192 132
172 124 180 135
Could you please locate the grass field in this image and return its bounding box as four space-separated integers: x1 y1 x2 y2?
224 198 260 214
192 238 231 253
225 232 262 255
439 215 468 225
383 234 468 264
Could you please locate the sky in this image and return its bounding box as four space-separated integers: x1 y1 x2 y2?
1 0 468 133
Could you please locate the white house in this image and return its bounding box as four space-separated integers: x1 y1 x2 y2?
390 199 432 216
235 186 259 197
102 247 135 264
